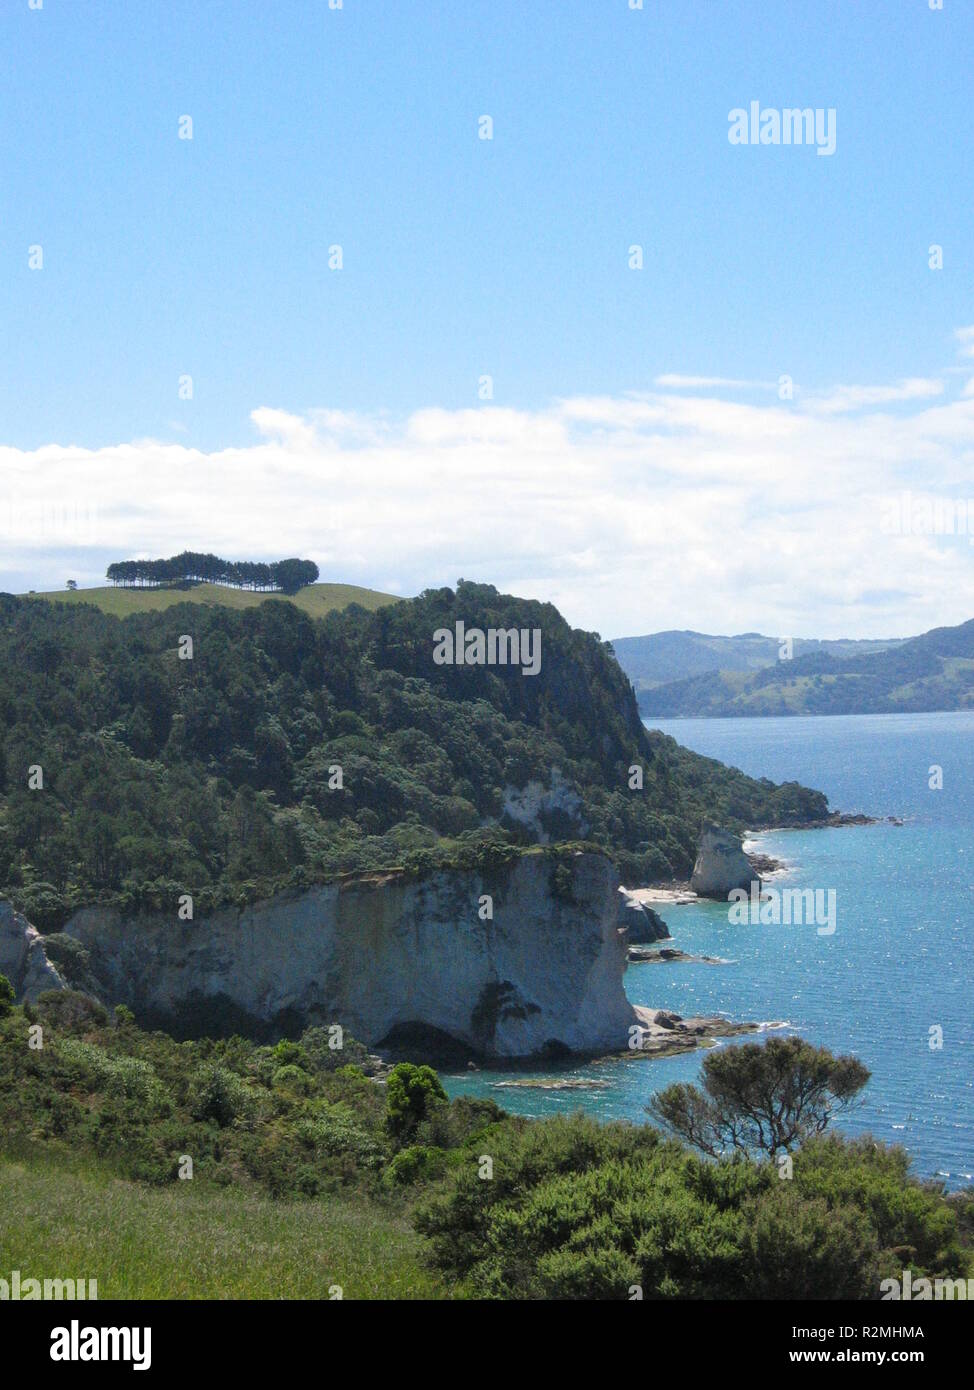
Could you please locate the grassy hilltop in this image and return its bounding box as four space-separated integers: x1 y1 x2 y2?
27 580 402 621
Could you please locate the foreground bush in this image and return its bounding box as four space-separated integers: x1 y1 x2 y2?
1 1000 969 1299
415 1112 970 1299
385 1063 448 1144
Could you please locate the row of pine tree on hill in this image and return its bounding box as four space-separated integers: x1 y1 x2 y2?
106 552 319 594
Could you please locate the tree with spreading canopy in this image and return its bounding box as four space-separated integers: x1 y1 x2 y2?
648 1036 870 1159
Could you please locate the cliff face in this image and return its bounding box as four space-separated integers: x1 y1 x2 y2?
2 853 637 1059
0 902 68 999
690 824 760 899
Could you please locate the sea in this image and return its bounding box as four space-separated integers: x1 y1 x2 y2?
442 712 974 1189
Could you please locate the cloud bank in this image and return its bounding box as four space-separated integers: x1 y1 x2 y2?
4 351 974 640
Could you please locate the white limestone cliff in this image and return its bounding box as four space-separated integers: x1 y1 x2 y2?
0 852 637 1058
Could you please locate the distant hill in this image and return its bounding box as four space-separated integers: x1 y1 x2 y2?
26 581 402 620
625 619 974 717
610 629 901 690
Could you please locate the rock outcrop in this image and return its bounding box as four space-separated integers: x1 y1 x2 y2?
0 902 69 1000
616 889 670 943
0 852 638 1059
631 1004 775 1055
689 823 760 899
501 769 589 843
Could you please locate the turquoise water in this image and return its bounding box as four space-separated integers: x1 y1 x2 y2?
443 712 974 1188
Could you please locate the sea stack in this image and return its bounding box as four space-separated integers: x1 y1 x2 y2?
690 823 760 899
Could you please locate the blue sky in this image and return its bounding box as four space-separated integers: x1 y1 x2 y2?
2 1 973 637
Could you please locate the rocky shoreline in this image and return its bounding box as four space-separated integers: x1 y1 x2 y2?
635 810 900 904
745 851 784 877
627 945 727 965
629 1006 783 1059
611 814 895 1062
465 1009 786 1081
748 811 902 831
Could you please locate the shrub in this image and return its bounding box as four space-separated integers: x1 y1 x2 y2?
271 1063 314 1095
792 1133 965 1276
743 1187 878 1299
413 1110 967 1300
550 863 575 903
385 1063 447 1143
298 1026 374 1074
39 934 94 989
384 1145 448 1187
296 1102 384 1168
14 883 70 932
270 1039 309 1070
188 1063 257 1128
55 1038 168 1115
0 973 14 1016
35 989 107 1031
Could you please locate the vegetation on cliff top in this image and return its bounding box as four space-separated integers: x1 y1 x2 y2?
0 581 826 924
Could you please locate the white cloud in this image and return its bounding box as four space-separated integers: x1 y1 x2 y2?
802 378 944 416
250 407 317 449
653 374 777 390
4 355 974 640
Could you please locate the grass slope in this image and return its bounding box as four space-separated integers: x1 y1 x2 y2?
0 1152 446 1300
26 581 402 620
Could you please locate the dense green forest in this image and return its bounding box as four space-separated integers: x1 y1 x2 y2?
1 992 969 1299
0 581 826 927
638 618 974 717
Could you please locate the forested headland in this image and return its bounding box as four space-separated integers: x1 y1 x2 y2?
0 581 825 927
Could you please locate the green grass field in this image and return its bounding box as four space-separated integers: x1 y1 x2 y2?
0 1153 449 1300
25 581 403 620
